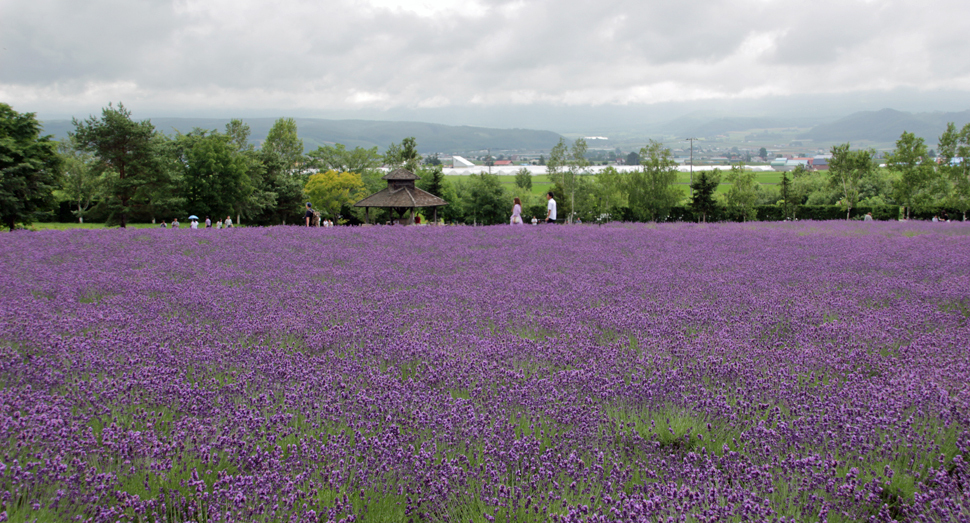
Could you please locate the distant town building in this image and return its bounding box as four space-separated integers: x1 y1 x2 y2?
451 156 475 168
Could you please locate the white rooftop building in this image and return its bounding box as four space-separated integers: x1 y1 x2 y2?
450 156 476 168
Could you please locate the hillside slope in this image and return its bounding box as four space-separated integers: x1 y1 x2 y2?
40 117 563 154
801 108 970 144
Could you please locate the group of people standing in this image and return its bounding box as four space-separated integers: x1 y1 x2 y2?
158 215 234 229
510 192 557 226
304 203 336 227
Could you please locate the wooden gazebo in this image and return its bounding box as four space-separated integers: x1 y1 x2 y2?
354 168 448 225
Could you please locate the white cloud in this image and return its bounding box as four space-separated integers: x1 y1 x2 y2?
362 0 489 17
2 0 969 117
347 90 392 105
416 95 452 108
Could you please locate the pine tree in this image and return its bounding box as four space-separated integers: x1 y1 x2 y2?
690 170 721 223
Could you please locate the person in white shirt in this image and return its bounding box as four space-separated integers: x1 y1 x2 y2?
531 216 538 226
545 192 557 224
224 216 233 228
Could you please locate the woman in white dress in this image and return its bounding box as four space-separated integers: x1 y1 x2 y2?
510 197 523 225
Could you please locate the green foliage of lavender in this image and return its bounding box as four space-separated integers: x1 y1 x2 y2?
1 222 968 522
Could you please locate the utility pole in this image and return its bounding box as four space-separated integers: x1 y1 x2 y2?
571 168 575 225
686 138 698 198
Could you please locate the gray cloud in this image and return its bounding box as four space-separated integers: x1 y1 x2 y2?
2 0 969 117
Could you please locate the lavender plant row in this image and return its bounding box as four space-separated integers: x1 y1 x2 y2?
1 222 968 523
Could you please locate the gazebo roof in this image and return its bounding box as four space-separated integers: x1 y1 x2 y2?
354 185 448 208
382 168 420 181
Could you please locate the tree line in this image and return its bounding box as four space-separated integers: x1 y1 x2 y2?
3 102 970 230
535 129 970 224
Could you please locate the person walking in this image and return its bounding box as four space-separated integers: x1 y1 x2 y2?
545 192 557 224
205 216 212 228
864 212 873 222
510 197 523 225
190 218 198 229
225 215 233 228
305 203 314 227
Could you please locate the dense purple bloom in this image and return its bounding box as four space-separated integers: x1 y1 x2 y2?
0 222 968 522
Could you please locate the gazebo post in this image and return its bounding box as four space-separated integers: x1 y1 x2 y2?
433 207 438 226
365 207 369 225
410 208 415 226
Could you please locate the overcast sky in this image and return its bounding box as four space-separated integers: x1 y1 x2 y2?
3 0 970 125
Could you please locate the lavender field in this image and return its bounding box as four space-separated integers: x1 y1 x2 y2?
1 222 969 523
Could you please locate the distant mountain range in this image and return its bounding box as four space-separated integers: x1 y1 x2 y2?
799 109 970 144
651 108 970 145
39 108 970 153
656 115 815 139
39 117 563 154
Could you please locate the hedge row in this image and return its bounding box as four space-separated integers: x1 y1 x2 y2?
655 205 970 222
40 201 967 225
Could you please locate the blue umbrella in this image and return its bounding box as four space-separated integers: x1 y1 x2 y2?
188 215 199 220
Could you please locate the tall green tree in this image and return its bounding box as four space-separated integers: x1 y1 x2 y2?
547 138 589 222
308 143 383 193
546 138 569 216
57 137 102 223
225 119 253 152
888 131 935 219
827 143 875 220
515 168 532 191
466 172 508 225
440 176 466 224
625 140 682 221
588 166 628 221
400 137 420 172
566 138 590 223
690 169 721 223
416 164 446 200
72 103 161 227
210 120 275 224
0 104 61 230
144 136 188 223
779 170 795 220
938 122 970 221
254 147 306 225
383 141 403 169
263 117 306 178
383 137 420 172
176 131 248 220
546 138 568 178
723 163 759 221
